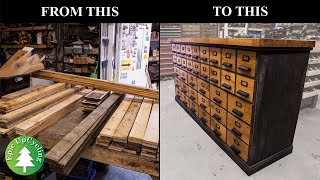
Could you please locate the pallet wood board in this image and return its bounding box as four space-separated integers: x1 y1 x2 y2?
32 70 159 100
85 90 109 101
1 85 48 101
0 88 75 128
0 83 66 113
142 101 159 148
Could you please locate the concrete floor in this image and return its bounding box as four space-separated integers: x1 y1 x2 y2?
160 79 320 180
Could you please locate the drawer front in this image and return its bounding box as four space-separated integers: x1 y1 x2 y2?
180 70 188 83
227 130 249 162
176 56 182 66
174 77 181 90
192 46 200 62
236 75 255 103
192 61 200 77
173 55 177 65
228 94 252 125
209 47 221 67
188 87 198 104
182 93 189 108
211 118 227 143
236 50 256 78
197 79 210 98
172 44 176 53
189 100 199 117
176 44 181 54
200 46 209 64
221 49 236 72
198 93 210 113
181 58 187 69
227 113 250 145
209 66 221 87
186 59 193 72
187 73 198 90
180 45 186 56
181 82 189 96
174 66 180 77
221 70 235 94
210 85 227 109
199 107 210 128
175 88 182 99
200 63 210 81
186 45 192 58
210 102 227 126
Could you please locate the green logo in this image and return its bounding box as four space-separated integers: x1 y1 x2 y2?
5 136 45 176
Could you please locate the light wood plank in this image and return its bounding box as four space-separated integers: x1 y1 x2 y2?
142 101 159 148
128 99 153 144
1 85 48 101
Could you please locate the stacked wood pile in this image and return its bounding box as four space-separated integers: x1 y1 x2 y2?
96 95 159 161
0 83 91 139
45 93 125 174
80 90 110 112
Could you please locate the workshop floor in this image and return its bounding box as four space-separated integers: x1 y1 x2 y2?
160 79 320 180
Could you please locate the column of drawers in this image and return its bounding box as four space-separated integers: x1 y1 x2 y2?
173 43 256 162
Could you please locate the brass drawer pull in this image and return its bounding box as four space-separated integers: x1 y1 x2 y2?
181 89 187 94
213 114 221 121
190 95 195 101
222 62 232 67
193 71 199 75
188 82 194 86
231 145 240 155
212 51 218 56
183 101 187 105
242 55 250 62
210 59 218 64
213 129 221 137
210 78 218 83
222 83 231 89
175 84 179 88
181 77 186 81
237 90 249 97
190 108 196 113
238 66 251 71
187 68 192 71
192 55 199 59
213 97 221 104
200 57 207 61
232 109 243 117
187 54 192 57
236 101 242 108
199 89 206 95
201 74 208 79
200 103 207 109
200 117 206 123
181 53 186 55
225 53 231 58
232 128 242 137
177 52 181 54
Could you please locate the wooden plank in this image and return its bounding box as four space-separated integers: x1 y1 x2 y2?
85 90 109 101
0 89 75 128
128 99 153 144
98 95 134 139
1 85 48 101
113 97 143 143
45 94 123 166
14 94 84 136
0 83 66 112
142 101 159 148
32 70 159 100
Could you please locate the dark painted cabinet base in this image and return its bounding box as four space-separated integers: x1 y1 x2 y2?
175 96 293 175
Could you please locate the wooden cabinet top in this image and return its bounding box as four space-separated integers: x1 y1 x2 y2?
170 38 316 48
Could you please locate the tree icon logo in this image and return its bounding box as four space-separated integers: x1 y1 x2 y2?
5 136 44 176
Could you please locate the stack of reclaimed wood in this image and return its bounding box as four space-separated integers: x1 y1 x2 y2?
0 83 91 139
45 93 124 174
96 95 159 161
80 90 110 112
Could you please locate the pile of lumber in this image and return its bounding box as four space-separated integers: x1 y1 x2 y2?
45 93 125 174
80 90 110 112
0 47 45 78
96 95 159 161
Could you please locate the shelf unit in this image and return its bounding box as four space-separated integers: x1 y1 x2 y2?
0 25 54 32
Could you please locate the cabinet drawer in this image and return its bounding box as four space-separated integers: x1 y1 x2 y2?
192 46 200 62
210 85 227 109
188 87 198 104
211 119 227 143
189 100 199 117
200 46 209 64
180 45 186 57
227 130 249 162
176 56 182 66
176 44 181 55
197 79 210 98
181 58 187 69
187 73 198 90
221 49 236 72
200 63 210 81
236 75 255 103
175 87 182 99
209 66 220 87
209 47 221 67
182 93 189 108
172 44 176 53
181 82 189 96
228 94 252 125
173 55 177 65
174 66 180 77
221 70 235 94
180 70 188 83
227 113 251 145
210 102 227 126
192 61 200 77
198 93 210 113
199 107 210 128
186 59 193 72
174 77 181 90
236 50 256 78
186 45 192 58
